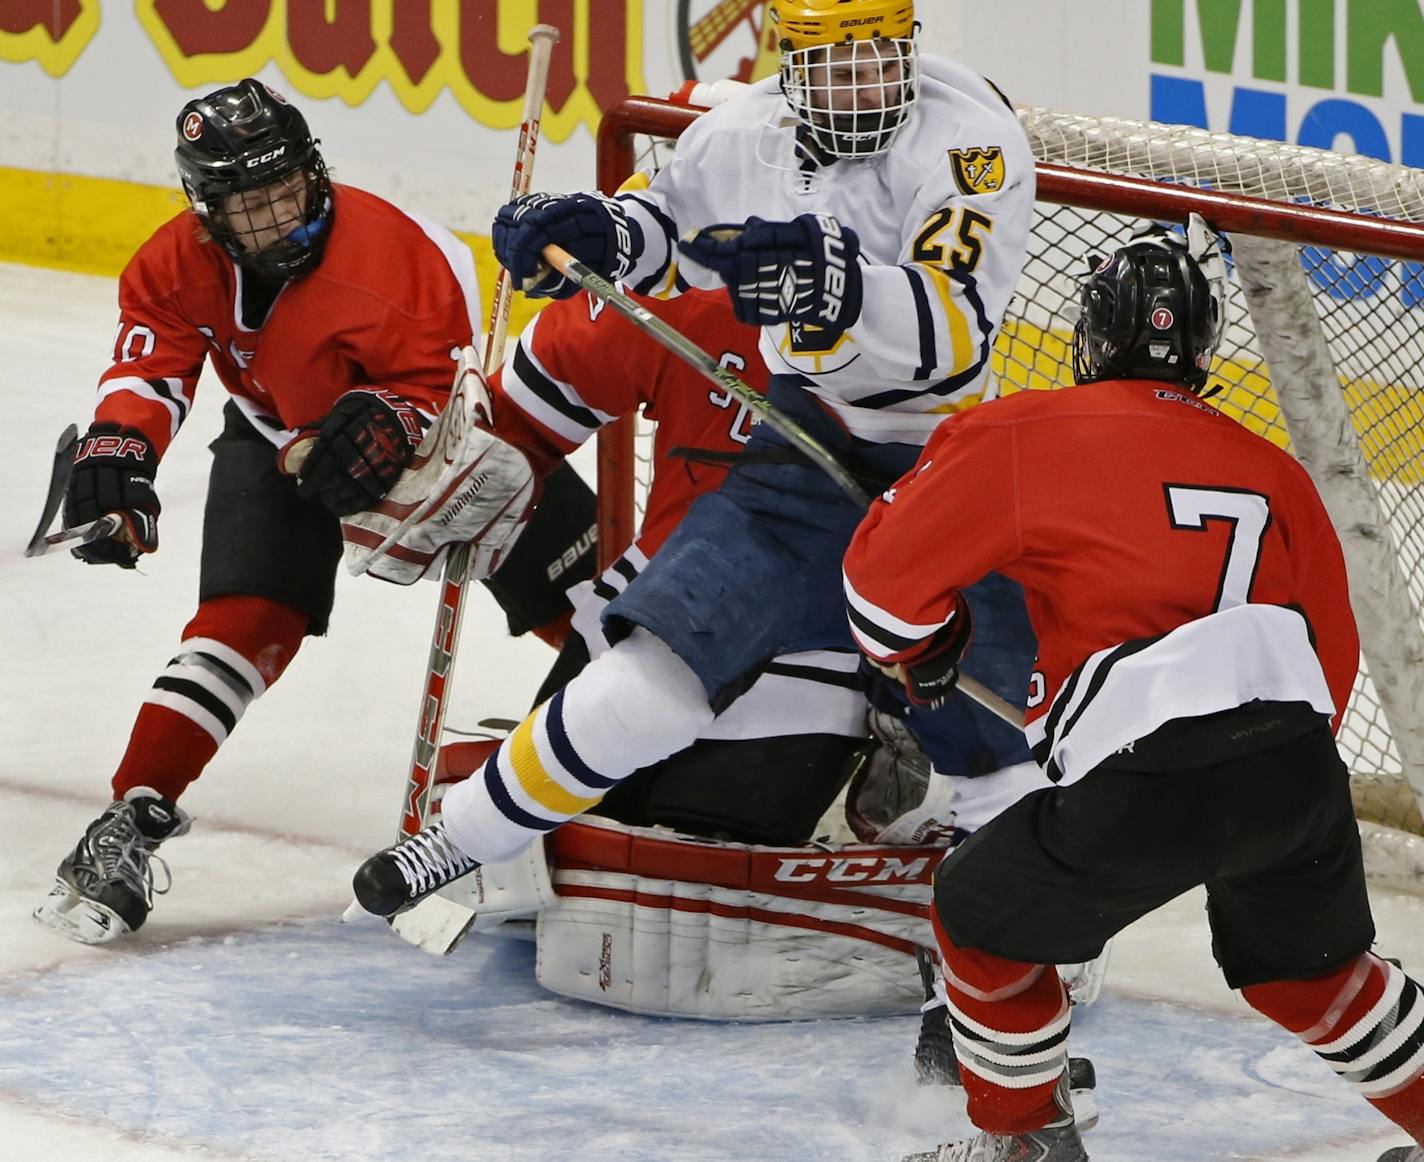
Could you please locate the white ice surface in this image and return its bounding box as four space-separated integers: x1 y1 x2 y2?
3 262 1424 1161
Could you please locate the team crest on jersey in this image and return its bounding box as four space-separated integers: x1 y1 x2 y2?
786 321 846 356
948 147 1006 196
777 321 856 375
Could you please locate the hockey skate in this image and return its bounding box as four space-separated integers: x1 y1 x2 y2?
33 791 191 945
352 821 481 918
902 1074 1089 1161
1378 1147 1424 1161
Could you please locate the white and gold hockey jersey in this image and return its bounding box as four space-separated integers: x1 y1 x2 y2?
617 56 1036 445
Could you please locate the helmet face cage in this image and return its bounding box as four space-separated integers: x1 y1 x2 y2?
781 35 920 159
1072 226 1226 392
175 78 333 280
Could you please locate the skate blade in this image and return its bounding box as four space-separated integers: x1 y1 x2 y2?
31 880 131 946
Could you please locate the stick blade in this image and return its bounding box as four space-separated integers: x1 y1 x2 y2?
389 894 478 956
25 424 80 556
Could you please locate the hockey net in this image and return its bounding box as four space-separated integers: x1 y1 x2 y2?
593 97 1424 889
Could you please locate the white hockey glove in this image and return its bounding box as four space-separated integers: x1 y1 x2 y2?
341 347 538 585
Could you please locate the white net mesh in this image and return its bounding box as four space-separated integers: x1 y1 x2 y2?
1010 108 1424 838
605 101 1424 849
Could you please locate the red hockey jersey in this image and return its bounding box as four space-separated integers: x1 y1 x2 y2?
490 286 768 555
94 184 481 457
843 380 1360 785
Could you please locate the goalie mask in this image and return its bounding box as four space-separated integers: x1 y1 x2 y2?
771 0 920 160
1072 213 1228 393
175 78 333 280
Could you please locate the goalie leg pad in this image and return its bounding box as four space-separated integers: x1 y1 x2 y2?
535 817 948 1020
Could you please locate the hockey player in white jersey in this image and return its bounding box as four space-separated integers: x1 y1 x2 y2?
353 0 1041 965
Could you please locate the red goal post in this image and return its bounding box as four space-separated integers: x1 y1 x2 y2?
592 96 1424 885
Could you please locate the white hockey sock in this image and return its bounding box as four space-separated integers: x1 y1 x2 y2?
143 636 268 746
441 628 715 864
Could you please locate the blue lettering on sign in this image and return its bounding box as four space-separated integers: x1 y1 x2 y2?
1151 75 1419 308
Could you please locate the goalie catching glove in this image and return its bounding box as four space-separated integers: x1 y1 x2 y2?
340 347 538 585
678 213 864 329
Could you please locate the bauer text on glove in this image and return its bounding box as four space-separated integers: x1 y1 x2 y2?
678 213 863 329
64 423 161 567
492 192 642 299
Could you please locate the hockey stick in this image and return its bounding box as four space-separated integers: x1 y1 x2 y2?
538 243 870 507
538 243 1025 731
24 424 126 559
28 514 124 558
383 23 561 956
25 424 80 556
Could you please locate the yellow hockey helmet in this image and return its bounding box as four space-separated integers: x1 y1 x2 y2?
769 0 916 52
772 0 920 159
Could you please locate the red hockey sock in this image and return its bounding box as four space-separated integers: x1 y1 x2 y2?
111 595 308 802
1244 953 1424 1145
933 909 1071 1134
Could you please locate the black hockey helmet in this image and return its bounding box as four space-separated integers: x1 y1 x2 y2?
174 78 333 279
1072 214 1227 392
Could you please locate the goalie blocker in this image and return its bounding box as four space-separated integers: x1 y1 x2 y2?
340 347 539 585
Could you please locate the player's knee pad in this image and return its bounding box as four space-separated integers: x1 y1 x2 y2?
559 628 716 774
594 732 866 846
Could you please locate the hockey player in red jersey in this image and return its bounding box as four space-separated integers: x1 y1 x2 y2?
843 217 1424 1161
31 78 491 946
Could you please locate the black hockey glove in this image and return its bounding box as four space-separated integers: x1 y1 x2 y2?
292 389 425 516
492 192 643 299
678 213 864 329
63 423 161 568
877 596 974 710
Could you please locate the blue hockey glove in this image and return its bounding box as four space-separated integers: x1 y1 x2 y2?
678 213 863 329
492 192 642 299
